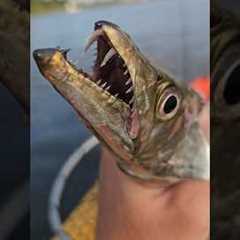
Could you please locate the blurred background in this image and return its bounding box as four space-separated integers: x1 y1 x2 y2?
31 0 140 13
0 0 29 239
31 0 209 239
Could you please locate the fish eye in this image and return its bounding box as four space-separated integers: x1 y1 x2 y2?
157 88 181 120
163 94 178 113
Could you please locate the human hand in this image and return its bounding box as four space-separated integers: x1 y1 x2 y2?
96 104 209 240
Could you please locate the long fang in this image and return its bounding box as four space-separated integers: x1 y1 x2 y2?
100 48 116 67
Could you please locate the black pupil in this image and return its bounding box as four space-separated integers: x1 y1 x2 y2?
164 95 177 114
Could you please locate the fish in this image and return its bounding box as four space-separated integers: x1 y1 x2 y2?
34 20 210 240
33 20 209 184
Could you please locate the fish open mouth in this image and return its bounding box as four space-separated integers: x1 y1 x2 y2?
33 21 210 182
66 21 135 108
33 20 142 143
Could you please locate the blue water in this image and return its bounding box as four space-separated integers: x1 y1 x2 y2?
31 1 209 239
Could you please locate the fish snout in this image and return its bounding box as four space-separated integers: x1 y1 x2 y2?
94 20 120 30
33 48 59 62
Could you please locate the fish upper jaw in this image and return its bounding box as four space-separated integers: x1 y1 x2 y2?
98 21 159 116
33 21 160 147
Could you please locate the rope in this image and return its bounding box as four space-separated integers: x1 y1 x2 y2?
49 136 99 240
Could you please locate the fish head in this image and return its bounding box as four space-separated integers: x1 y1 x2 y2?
33 21 204 182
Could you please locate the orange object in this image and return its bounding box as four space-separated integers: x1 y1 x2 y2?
190 76 210 102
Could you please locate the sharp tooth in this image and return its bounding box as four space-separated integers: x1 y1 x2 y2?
69 58 75 65
129 96 134 104
123 145 129 151
124 69 128 75
73 60 79 65
96 79 102 85
100 48 116 67
114 93 119 98
101 82 107 88
105 85 111 91
126 86 133 94
125 78 132 86
85 29 103 52
61 48 71 59
62 75 68 82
